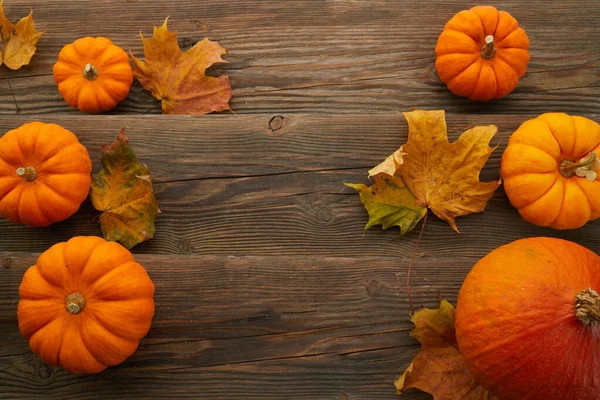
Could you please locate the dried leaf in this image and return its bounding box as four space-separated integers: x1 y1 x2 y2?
397 110 500 231
0 1 43 70
395 300 499 400
347 110 499 236
368 148 405 177
131 18 232 115
345 173 426 236
90 129 160 249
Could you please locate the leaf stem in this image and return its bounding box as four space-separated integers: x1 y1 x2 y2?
6 78 19 113
407 212 427 315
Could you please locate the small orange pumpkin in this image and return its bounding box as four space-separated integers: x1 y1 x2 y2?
53 37 133 113
18 236 155 374
0 122 92 226
435 6 530 101
456 237 600 400
501 113 600 229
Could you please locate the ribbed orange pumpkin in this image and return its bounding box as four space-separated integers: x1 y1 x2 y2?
18 236 155 374
435 6 530 101
53 37 133 113
0 122 92 226
455 237 600 400
502 113 600 229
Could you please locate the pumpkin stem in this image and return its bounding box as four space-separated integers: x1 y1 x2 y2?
15 166 37 181
65 292 86 314
560 152 597 178
82 63 99 81
575 288 600 327
480 35 496 59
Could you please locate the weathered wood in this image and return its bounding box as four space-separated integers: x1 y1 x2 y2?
0 0 597 115
0 252 465 399
0 114 598 258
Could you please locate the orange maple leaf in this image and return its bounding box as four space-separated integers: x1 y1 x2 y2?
131 18 232 115
90 129 160 249
395 300 499 400
0 1 43 70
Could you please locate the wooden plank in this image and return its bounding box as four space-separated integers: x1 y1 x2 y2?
0 113 599 257
0 0 597 115
0 252 467 399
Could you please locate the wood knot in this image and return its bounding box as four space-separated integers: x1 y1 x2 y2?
179 239 194 254
268 115 285 133
366 279 382 297
2 257 12 269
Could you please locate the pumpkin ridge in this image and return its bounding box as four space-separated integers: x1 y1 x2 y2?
64 237 107 283
505 173 558 209
548 180 570 227
78 312 137 366
36 142 87 169
468 59 484 98
494 51 526 77
73 321 105 371
11 184 26 224
574 179 600 219
31 316 67 366
84 305 137 342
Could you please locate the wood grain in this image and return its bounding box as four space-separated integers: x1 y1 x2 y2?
0 114 598 259
0 0 598 398
0 0 596 115
0 252 467 399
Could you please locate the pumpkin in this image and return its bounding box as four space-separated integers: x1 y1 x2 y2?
455 237 600 400
17 236 155 374
501 113 600 229
53 37 133 113
0 122 92 227
435 6 530 101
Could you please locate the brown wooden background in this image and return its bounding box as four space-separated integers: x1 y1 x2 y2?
0 1 598 399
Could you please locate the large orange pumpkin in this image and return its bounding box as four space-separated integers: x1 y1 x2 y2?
455 237 600 400
0 122 92 226
501 113 600 229
435 6 530 101
17 236 155 374
53 37 133 113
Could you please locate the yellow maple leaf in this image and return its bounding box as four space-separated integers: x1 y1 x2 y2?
395 300 499 400
0 1 43 70
347 110 499 235
131 18 232 115
90 129 160 249
398 110 500 231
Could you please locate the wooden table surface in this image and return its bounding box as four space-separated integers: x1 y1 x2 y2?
0 1 598 399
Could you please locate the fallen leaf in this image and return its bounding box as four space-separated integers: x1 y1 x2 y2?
0 1 43 70
345 173 426 236
398 110 500 231
131 18 232 114
90 129 160 249
347 110 499 235
368 148 405 177
395 300 499 400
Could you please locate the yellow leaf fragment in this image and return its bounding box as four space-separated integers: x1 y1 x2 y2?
395 300 499 400
0 1 43 70
368 148 405 177
345 173 426 236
